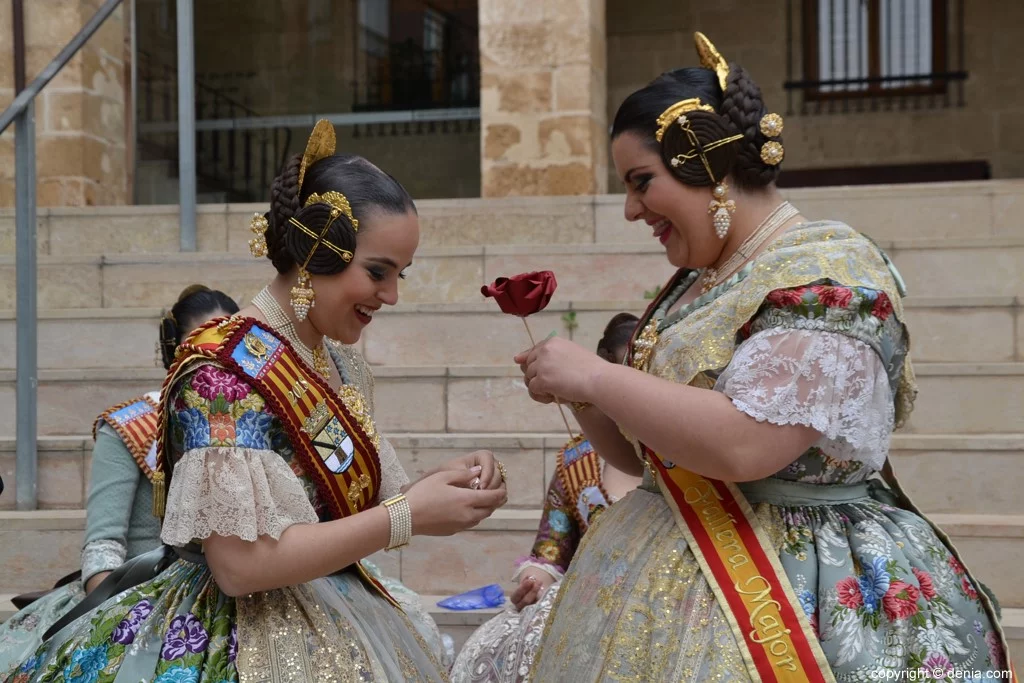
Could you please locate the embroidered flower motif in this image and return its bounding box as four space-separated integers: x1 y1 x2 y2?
766 288 805 307
923 653 953 678
871 292 894 320
193 365 250 402
949 555 966 576
154 666 201 683
62 644 109 683
836 576 863 609
235 409 275 450
547 510 570 534
985 629 1006 669
111 598 155 645
858 557 891 614
882 580 920 621
816 285 854 309
176 407 210 451
208 411 236 447
974 619 985 635
228 624 238 663
912 567 937 601
161 614 209 661
961 576 979 601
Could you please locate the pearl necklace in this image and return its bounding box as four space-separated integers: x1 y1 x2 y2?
252 287 333 380
701 201 800 294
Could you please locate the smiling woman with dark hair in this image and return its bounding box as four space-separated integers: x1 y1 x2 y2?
3 121 508 682
515 33 1012 683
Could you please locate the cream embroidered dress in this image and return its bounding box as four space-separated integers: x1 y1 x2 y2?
529 222 1012 682
3 341 449 682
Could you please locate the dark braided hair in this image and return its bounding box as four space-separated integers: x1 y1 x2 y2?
158 285 239 369
263 153 417 276
611 64 781 191
596 312 640 363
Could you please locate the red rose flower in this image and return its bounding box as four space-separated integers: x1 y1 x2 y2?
949 555 966 576
481 271 557 317
766 288 804 307
882 580 921 621
912 567 937 601
816 286 854 309
835 576 864 609
961 576 979 601
871 292 894 320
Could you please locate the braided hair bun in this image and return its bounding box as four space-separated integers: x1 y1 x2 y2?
262 152 417 276
157 285 239 370
611 63 781 191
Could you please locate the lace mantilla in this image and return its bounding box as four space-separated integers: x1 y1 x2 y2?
161 446 319 546
715 327 893 470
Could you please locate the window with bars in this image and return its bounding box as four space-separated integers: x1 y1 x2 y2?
785 0 966 112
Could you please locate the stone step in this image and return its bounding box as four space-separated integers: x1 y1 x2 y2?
3 433 1024 517
2 296 1019 370
1 362 1022 436
2 237 1023 310
2 510 1022 610
2 180 1021 255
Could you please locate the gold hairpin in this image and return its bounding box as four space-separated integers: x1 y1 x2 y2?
298 120 337 193
304 191 359 232
288 217 354 263
655 98 715 142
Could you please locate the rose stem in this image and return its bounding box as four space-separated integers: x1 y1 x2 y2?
522 317 578 442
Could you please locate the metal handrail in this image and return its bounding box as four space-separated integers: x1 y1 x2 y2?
4 0 125 509
0 0 124 134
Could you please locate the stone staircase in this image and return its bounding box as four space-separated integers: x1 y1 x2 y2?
1 179 1022 654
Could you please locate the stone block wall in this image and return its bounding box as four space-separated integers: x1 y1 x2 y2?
479 0 608 196
0 0 128 207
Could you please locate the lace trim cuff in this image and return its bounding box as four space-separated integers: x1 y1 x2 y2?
81 539 127 584
160 446 319 546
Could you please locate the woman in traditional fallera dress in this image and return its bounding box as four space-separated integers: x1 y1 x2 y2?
451 313 642 683
0 285 238 679
3 120 508 682
516 33 1014 683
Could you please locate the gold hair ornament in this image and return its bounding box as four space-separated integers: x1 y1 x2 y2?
758 112 785 166
694 32 729 92
305 191 359 232
288 205 354 321
655 98 715 142
248 212 269 258
298 119 337 193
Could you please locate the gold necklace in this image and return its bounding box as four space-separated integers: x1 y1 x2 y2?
701 201 800 294
252 287 333 380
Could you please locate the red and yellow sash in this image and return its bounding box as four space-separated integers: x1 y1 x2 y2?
646 449 834 682
94 395 161 481
157 316 398 607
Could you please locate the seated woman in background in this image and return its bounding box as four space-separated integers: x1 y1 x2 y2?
0 285 238 678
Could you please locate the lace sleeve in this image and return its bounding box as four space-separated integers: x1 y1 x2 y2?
715 327 894 469
160 446 318 546
376 436 410 502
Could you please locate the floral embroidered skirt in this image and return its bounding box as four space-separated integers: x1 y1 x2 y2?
5 559 447 682
529 480 1011 682
0 582 85 679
